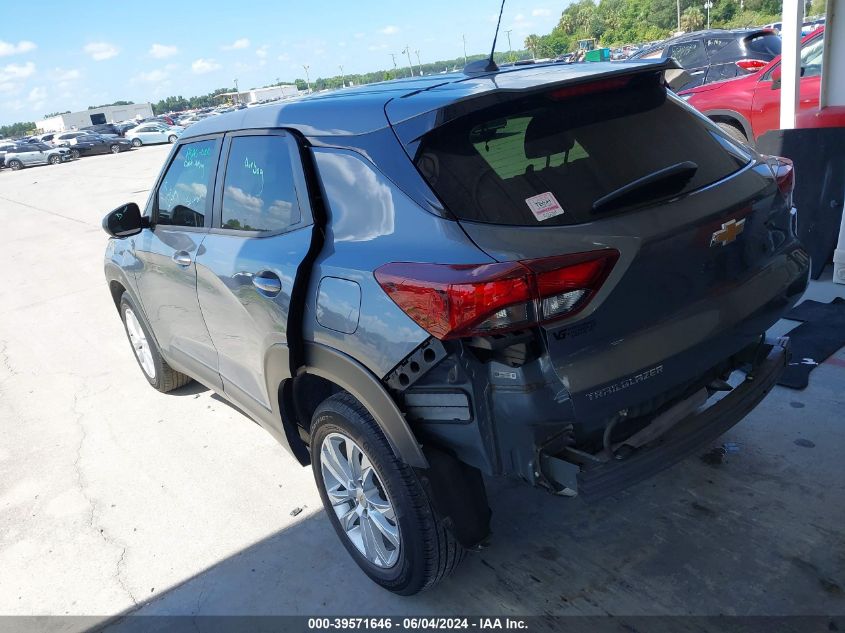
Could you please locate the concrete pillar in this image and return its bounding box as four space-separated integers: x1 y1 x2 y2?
779 0 804 129
824 0 845 283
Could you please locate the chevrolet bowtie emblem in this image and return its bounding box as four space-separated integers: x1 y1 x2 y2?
710 218 745 247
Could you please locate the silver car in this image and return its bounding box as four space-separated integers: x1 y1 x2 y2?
4 141 72 170
125 123 184 147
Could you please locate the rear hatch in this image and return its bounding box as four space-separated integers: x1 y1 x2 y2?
387 68 805 428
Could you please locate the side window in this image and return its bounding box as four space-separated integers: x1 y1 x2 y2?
800 36 824 78
668 41 706 67
220 135 302 232
640 46 665 59
156 139 218 228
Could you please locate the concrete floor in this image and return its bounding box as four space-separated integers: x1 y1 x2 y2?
0 147 843 628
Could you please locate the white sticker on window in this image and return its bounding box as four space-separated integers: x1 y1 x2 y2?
525 191 564 222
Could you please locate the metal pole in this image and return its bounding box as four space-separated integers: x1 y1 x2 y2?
462 34 467 64
505 29 512 61
233 78 239 103
338 65 345 88
415 49 422 76
302 65 311 93
704 1 713 29
779 0 803 129
402 46 413 77
677 0 681 31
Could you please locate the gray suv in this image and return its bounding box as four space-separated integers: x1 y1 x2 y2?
103 59 809 594
4 141 72 169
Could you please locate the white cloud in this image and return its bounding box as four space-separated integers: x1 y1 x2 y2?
50 67 81 82
135 69 169 82
0 40 36 57
256 45 269 59
0 61 35 83
367 44 388 51
277 53 291 62
379 25 399 35
192 58 221 74
354 32 365 39
149 43 178 59
84 42 119 61
531 8 551 17
222 38 250 50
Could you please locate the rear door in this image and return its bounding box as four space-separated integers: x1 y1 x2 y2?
133 136 223 387
195 130 314 410
666 39 708 88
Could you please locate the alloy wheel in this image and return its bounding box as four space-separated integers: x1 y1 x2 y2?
320 432 400 568
124 307 156 379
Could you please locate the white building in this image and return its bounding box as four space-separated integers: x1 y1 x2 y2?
216 85 300 104
35 103 154 133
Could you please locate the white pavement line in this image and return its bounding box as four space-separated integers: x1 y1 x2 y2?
0 194 99 228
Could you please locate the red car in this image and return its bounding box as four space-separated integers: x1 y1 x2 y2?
680 28 844 145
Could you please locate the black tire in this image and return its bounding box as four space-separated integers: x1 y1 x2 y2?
118 292 192 393
8 159 23 171
716 121 748 144
310 392 465 595
48 154 61 165
70 149 80 159
168 134 177 144
131 138 142 147
110 144 120 154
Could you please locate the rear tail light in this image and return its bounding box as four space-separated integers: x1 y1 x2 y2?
765 155 795 203
374 250 619 340
735 59 768 72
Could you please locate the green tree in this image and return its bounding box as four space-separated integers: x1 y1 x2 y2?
680 6 706 31
0 122 36 138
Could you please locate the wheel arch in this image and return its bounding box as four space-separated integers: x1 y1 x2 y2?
704 109 755 145
280 343 428 469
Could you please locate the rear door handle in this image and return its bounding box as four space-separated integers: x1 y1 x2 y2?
172 251 193 267
252 271 282 297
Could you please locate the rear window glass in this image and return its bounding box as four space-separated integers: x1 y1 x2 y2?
745 34 781 57
415 74 750 226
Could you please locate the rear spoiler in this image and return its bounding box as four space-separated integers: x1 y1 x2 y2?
388 58 688 155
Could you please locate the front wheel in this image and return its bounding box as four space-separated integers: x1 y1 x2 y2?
119 293 192 393
70 149 80 159
8 159 23 171
48 154 61 165
311 393 465 595
131 138 142 147
168 135 177 144
110 144 120 154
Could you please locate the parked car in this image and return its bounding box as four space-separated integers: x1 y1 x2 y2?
679 28 831 144
125 124 184 146
55 131 99 146
630 29 782 91
102 59 807 594
4 142 72 170
67 134 133 158
0 141 21 168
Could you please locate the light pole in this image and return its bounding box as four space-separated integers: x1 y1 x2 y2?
390 53 398 77
302 65 311 93
338 65 345 88
704 1 713 28
233 78 239 104
415 49 422 76
676 0 681 31
505 29 513 62
402 46 413 78
462 34 467 65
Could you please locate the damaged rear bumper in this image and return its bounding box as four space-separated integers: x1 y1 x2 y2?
541 336 790 502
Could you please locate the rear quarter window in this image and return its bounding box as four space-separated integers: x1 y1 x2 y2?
745 34 782 57
415 74 750 227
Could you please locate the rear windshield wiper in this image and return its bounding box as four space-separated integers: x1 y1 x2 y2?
592 161 698 214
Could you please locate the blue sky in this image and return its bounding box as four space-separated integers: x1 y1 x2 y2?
0 0 563 125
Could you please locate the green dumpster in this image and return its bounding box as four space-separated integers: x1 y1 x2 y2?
584 48 611 62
